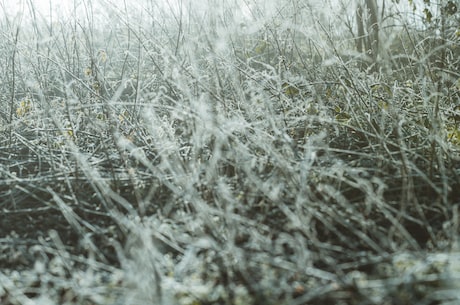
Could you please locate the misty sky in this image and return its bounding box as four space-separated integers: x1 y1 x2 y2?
1 0 425 31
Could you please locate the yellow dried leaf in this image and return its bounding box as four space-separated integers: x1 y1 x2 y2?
16 99 32 116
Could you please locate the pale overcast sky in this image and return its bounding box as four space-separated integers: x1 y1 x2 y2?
1 0 424 27
1 0 160 23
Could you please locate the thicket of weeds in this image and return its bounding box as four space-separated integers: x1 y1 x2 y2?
1 0 460 304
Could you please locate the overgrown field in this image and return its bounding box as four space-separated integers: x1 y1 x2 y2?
1 0 460 304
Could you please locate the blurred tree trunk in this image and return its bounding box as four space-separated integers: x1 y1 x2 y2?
356 4 365 53
356 0 379 70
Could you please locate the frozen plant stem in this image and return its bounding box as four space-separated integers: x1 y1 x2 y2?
8 26 20 149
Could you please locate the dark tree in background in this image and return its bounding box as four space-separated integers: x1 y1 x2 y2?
356 0 380 69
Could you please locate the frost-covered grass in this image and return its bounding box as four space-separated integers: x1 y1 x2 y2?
1 0 460 304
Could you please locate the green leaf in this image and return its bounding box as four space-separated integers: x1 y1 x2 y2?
444 1 457 15
282 83 300 96
424 8 433 22
335 112 351 123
